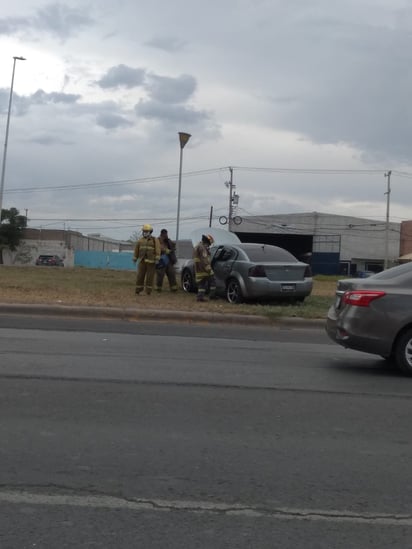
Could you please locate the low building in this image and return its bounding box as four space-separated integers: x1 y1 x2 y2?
233 212 401 275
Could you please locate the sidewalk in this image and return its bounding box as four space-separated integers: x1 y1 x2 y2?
0 302 325 329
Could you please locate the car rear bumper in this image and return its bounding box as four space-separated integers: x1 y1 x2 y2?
244 278 313 299
326 306 392 357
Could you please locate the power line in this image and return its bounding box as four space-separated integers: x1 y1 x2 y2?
231 166 387 175
5 167 228 194
8 165 412 195
391 170 412 179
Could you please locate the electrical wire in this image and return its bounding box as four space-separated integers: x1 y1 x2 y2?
8 165 412 195
5 167 229 194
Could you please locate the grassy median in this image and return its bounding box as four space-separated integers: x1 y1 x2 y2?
0 266 340 319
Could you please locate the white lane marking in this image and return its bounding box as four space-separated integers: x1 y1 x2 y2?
1 491 412 526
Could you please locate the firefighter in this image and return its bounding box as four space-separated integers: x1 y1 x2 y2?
193 234 217 302
133 224 161 295
156 228 178 292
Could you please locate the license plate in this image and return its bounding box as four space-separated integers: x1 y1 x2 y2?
281 283 296 292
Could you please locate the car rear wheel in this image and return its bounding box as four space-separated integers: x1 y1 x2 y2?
394 328 412 375
181 269 195 293
226 279 243 304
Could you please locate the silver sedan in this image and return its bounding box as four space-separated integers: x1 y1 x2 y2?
181 242 313 304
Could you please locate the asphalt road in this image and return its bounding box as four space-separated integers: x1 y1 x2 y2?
0 315 411 548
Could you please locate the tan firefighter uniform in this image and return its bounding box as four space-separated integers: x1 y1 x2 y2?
193 235 216 301
133 226 161 295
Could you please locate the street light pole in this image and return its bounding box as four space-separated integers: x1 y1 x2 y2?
0 55 26 219
175 131 191 256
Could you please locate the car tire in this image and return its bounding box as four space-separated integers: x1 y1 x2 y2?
226 278 243 304
181 269 195 293
394 328 412 375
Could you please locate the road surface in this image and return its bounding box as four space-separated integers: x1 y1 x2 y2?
0 316 411 548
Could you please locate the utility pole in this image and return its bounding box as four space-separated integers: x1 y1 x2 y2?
384 170 392 270
228 166 234 232
209 205 213 227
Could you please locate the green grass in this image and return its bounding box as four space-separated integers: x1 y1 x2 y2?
255 295 334 321
0 266 337 319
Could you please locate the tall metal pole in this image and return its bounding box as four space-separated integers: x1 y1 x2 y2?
175 132 191 256
209 205 213 227
0 56 26 219
384 170 392 270
228 166 233 232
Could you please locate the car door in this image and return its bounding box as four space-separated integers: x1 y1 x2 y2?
212 246 237 292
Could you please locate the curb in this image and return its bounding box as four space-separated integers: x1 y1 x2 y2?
0 302 325 329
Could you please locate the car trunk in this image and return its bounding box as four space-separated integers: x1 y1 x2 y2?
261 263 306 281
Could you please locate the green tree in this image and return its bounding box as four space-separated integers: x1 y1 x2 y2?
0 207 27 264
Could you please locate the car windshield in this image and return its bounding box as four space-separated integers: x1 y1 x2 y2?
240 244 297 262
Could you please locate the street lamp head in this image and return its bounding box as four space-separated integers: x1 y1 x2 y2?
13 56 26 61
178 132 191 149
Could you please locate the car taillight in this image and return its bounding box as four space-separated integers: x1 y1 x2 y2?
342 290 386 307
304 265 312 277
248 265 266 277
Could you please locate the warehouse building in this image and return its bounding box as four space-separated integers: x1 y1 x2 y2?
233 211 401 275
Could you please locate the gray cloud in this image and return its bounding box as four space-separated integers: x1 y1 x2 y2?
2 89 81 117
96 64 146 89
145 74 196 104
28 134 75 146
0 3 94 40
0 18 22 35
30 90 81 105
96 112 134 129
135 99 211 126
35 3 94 39
255 4 412 164
145 36 187 52
1 88 135 133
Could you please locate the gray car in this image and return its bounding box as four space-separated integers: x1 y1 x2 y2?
181 242 313 304
35 254 64 266
326 261 412 375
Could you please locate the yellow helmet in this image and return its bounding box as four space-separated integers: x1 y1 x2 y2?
142 224 153 232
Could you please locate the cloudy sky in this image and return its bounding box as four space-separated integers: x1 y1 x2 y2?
1 0 412 240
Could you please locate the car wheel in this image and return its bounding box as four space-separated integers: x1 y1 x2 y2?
226 278 243 304
394 329 412 375
181 269 195 293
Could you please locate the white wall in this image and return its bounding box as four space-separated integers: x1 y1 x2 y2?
2 239 74 267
